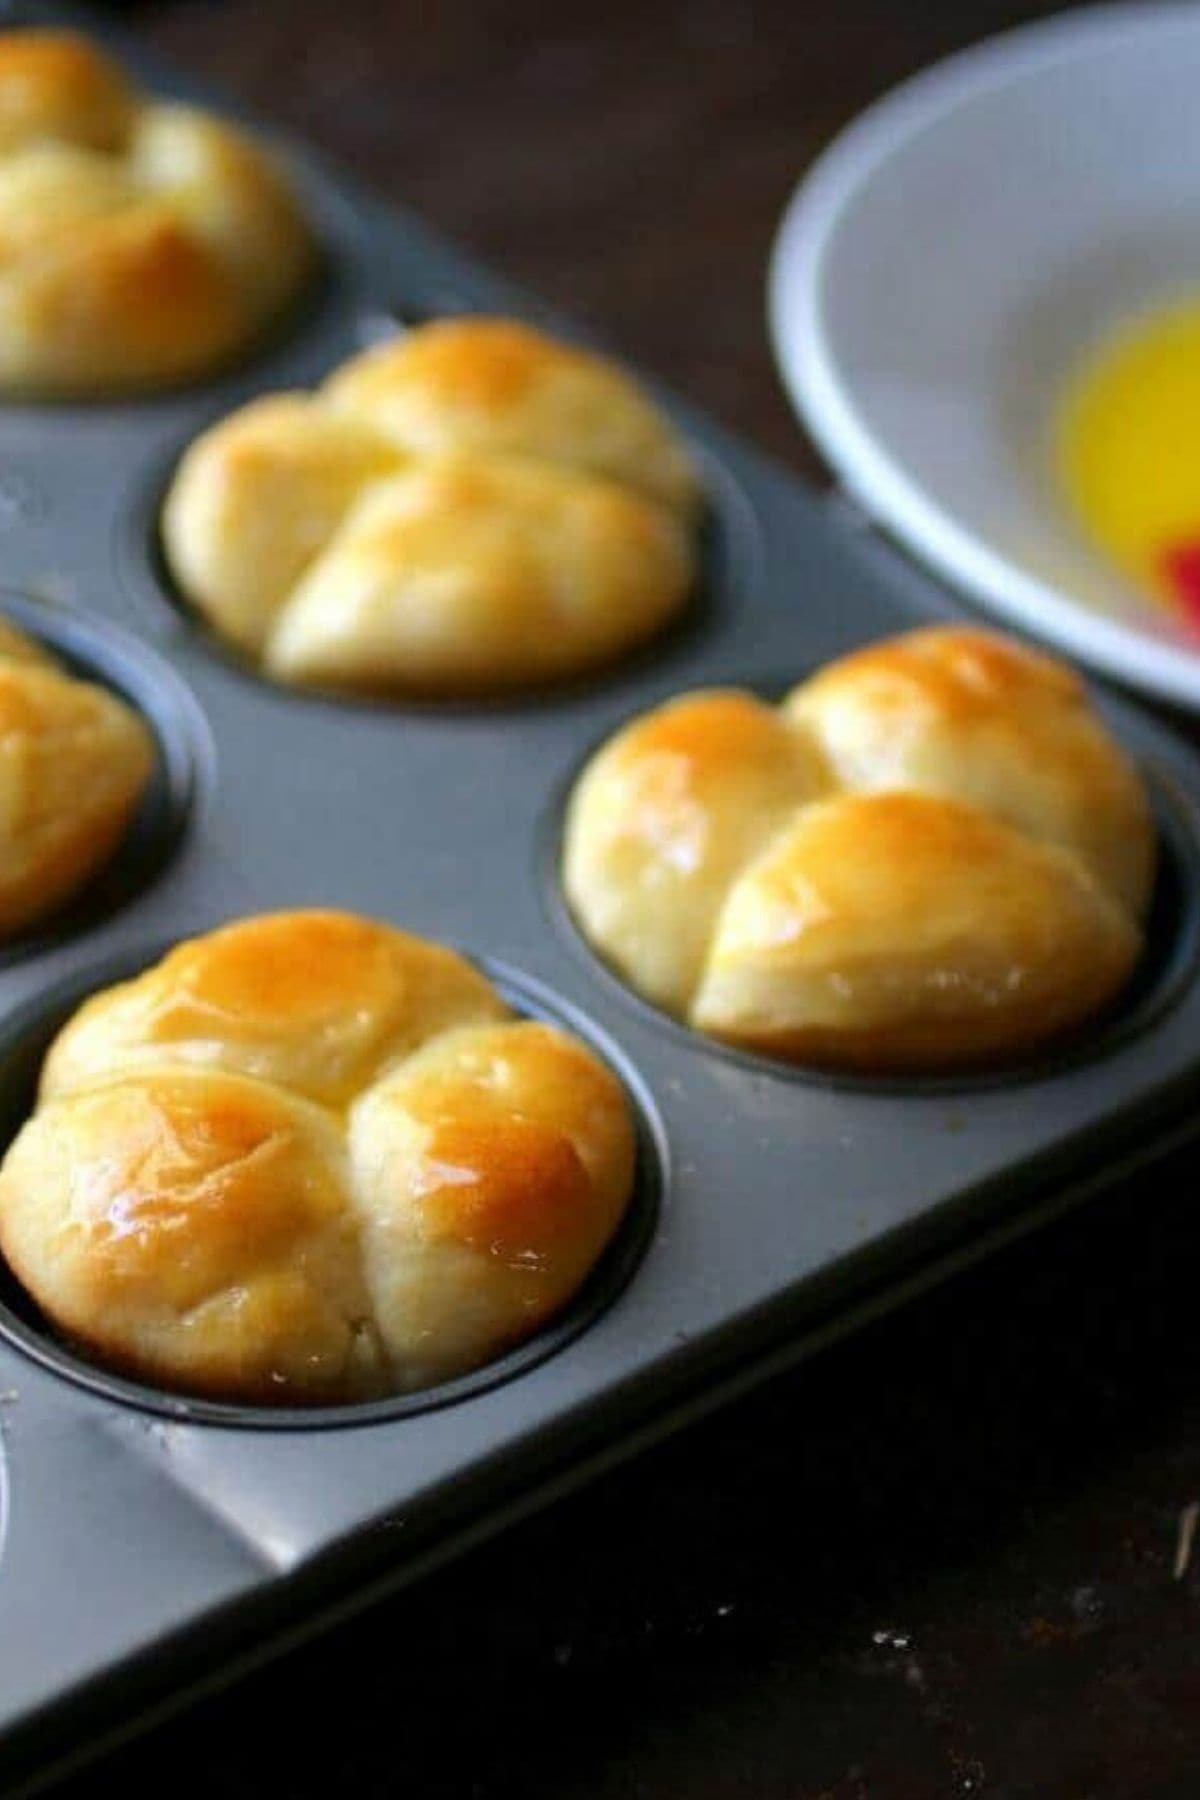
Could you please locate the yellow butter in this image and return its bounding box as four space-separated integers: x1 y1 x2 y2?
1057 295 1200 628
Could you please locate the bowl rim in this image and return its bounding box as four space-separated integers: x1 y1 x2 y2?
767 0 1200 713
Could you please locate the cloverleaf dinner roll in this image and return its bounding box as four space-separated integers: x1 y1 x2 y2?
0 29 313 393
0 617 154 935
0 911 637 1402
162 317 700 694
563 626 1155 1071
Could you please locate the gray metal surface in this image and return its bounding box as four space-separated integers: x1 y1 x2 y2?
0 5 1198 1787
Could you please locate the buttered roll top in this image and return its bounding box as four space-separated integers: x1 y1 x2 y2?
0 911 637 1402
563 626 1155 1071
0 29 314 393
162 317 701 694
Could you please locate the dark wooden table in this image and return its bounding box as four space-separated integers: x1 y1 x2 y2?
55 3 1200 1794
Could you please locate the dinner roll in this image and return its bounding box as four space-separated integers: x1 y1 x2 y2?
564 626 1154 1071
0 617 154 935
0 911 637 1401
162 318 700 695
0 30 313 394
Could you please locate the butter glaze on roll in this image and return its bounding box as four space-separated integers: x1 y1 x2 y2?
0 911 636 1402
0 617 153 935
563 626 1154 1072
0 30 313 394
162 318 700 695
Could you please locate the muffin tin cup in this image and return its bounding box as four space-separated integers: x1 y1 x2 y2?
1 6 1200 1791
0 947 665 1430
542 688 1200 1098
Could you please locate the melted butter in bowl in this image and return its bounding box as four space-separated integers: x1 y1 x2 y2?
1058 296 1200 635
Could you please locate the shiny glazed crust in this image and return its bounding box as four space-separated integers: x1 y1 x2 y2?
162 317 700 694
0 911 637 1402
563 627 1155 1071
0 617 154 935
0 30 313 393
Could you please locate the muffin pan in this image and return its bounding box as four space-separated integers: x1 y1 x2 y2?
2 7 1200 1792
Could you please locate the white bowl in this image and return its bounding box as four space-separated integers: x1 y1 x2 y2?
769 2 1200 712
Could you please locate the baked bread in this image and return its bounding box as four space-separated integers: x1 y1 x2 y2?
563 626 1154 1071
0 29 313 394
0 617 154 935
161 317 700 694
0 911 636 1402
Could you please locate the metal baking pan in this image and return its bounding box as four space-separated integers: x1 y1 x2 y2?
1 5 1199 1791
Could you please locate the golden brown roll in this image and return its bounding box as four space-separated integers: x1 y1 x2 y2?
0 911 637 1401
161 318 700 695
0 30 313 394
0 618 154 935
563 626 1154 1072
